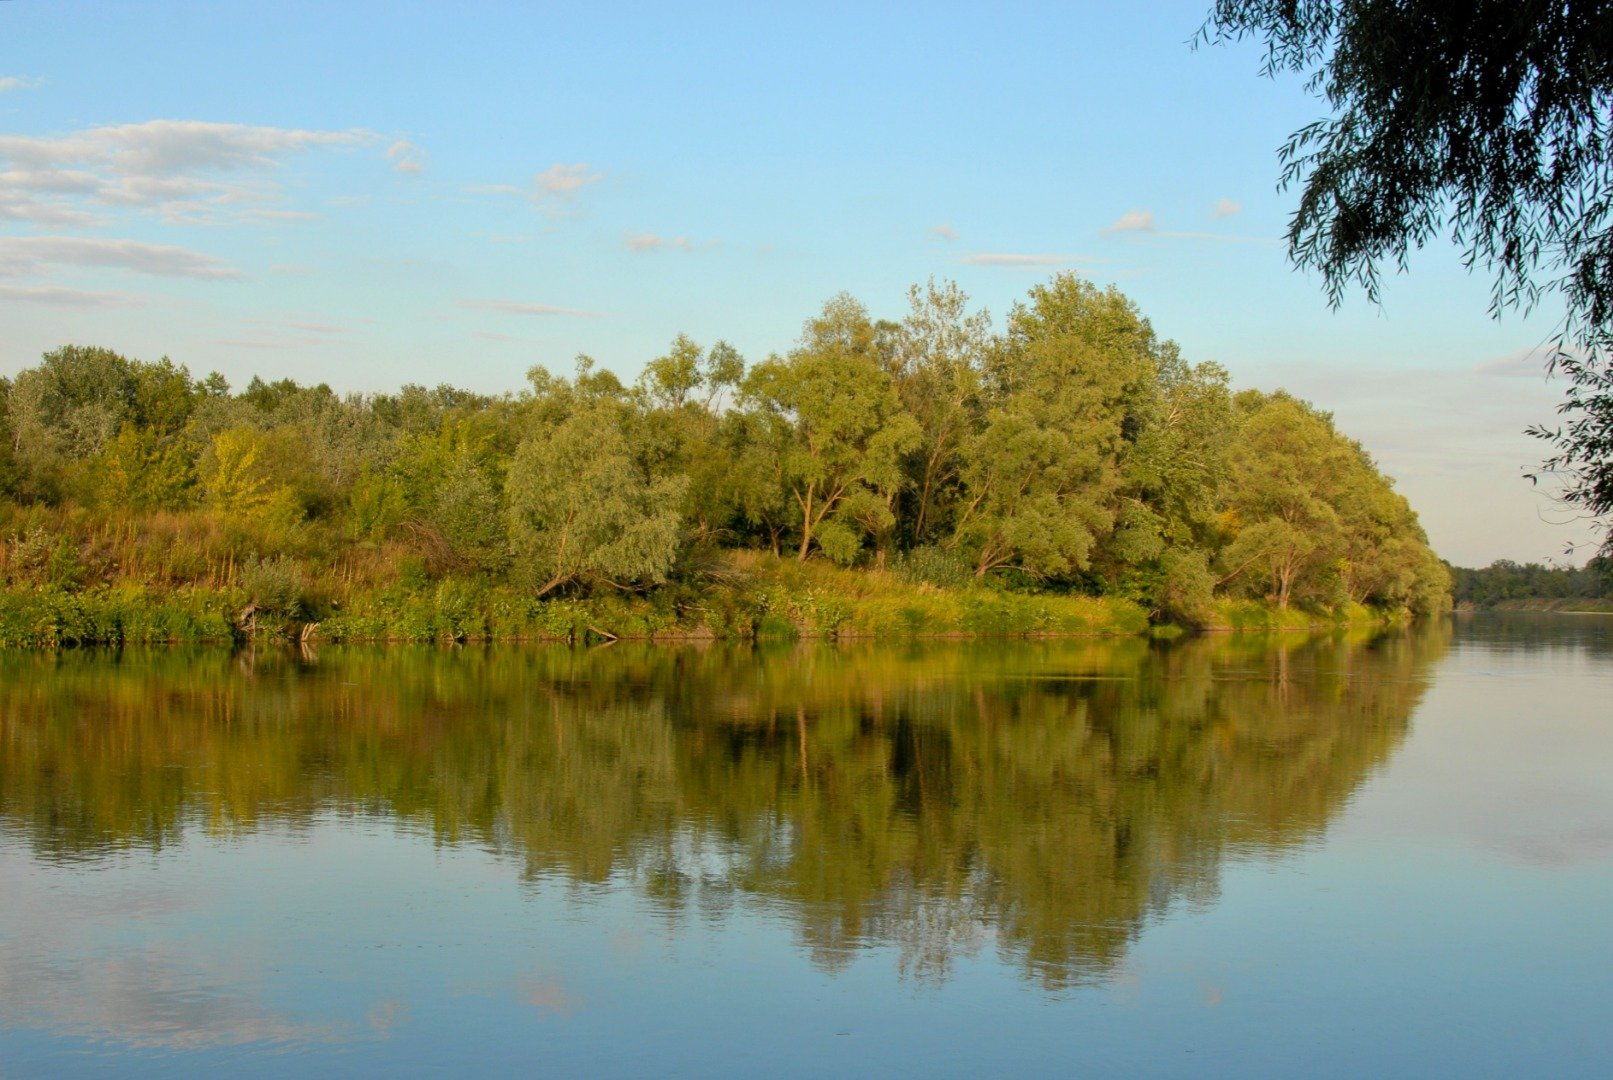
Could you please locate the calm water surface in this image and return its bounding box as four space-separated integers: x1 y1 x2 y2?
0 617 1608 1076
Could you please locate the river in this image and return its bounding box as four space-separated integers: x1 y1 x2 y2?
0 616 1608 1075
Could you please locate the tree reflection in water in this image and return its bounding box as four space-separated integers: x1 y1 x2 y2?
0 627 1448 987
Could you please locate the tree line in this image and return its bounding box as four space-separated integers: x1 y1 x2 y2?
0 274 1450 624
1449 558 1612 607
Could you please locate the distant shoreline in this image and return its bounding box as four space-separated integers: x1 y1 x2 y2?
0 563 1416 649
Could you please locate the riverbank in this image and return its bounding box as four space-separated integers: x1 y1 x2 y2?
0 552 1412 648
1455 598 1613 614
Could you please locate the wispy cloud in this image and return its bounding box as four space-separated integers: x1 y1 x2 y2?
467 162 603 215
0 235 241 279
0 283 141 308
386 140 427 175
456 298 605 319
0 76 40 93
623 231 709 253
1104 209 1155 233
958 252 1081 268
1098 207 1275 245
929 224 958 241
0 120 374 226
236 208 320 224
535 163 601 196
1474 344 1582 379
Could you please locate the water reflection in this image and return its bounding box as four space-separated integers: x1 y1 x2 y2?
0 628 1448 991
1451 610 1613 656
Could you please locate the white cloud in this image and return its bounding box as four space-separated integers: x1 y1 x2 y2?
535 163 601 196
0 236 241 280
930 224 959 241
0 120 373 226
624 231 701 252
386 140 427 175
468 164 603 215
958 252 1078 268
463 183 522 197
0 120 371 174
0 283 141 308
1213 198 1241 218
1104 209 1155 233
456 298 605 318
0 76 40 93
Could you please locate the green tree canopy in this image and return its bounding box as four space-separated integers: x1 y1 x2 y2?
743 295 920 562
506 377 686 595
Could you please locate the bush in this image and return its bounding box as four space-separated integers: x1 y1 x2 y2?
240 555 306 619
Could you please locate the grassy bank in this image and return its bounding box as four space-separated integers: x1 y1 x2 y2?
1456 597 1613 614
0 552 1416 648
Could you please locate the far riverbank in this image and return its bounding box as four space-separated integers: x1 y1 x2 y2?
0 553 1413 648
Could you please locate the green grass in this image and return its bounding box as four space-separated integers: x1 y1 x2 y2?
0 552 1420 648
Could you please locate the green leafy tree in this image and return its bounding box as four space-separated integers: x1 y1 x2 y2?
1219 392 1352 609
506 398 687 595
1097 352 1235 610
743 295 920 562
201 426 304 529
7 346 137 499
953 275 1160 579
387 416 508 573
889 279 991 544
633 335 750 542
87 424 197 512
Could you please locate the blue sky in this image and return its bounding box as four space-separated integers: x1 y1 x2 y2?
0 1 1595 564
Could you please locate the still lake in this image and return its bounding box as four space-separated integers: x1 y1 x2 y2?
0 616 1608 1076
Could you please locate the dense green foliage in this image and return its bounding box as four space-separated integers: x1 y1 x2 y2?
0 275 1448 641
1449 557 1613 608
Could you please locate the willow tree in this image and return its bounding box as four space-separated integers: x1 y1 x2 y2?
742 295 920 563
1219 392 1352 609
506 397 686 596
889 279 991 545
953 275 1161 579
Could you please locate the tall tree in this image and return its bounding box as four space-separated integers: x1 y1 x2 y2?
952 275 1161 579
1219 391 1352 609
742 295 919 562
506 388 686 596
889 279 991 544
